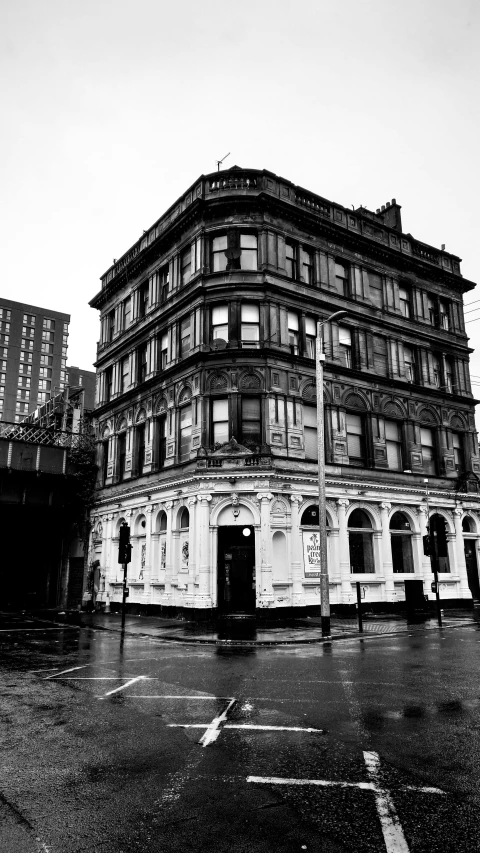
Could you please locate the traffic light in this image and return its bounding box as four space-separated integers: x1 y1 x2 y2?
118 523 132 564
423 534 432 556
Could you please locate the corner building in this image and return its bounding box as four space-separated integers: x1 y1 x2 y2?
89 167 480 616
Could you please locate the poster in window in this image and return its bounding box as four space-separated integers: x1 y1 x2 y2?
302 531 321 578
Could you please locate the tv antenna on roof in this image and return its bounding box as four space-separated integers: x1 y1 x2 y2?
216 152 230 171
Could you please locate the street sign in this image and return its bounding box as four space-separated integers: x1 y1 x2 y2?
431 582 437 593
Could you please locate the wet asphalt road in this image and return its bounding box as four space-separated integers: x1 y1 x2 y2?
1 617 480 853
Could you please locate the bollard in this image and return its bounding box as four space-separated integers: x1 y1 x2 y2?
104 592 111 614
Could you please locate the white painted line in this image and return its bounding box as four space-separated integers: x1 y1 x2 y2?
363 751 410 853
45 665 89 679
102 676 148 697
168 724 216 729
199 698 236 747
224 724 325 733
30 668 59 673
247 776 374 790
247 776 445 795
0 627 79 632
128 695 228 700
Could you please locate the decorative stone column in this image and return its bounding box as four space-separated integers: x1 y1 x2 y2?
336 499 351 602
257 492 274 607
143 506 154 597
289 494 304 607
379 502 395 601
187 496 197 601
163 500 175 603
453 508 471 599
197 493 212 606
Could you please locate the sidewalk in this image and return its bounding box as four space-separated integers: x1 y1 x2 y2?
39 608 480 646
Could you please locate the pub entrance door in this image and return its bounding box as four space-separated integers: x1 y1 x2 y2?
217 525 256 614
464 540 480 600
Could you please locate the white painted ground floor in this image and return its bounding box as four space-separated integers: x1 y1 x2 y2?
88 477 480 615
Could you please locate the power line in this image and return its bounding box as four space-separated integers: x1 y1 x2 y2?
464 299 480 307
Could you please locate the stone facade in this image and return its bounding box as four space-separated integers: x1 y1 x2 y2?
89 167 480 615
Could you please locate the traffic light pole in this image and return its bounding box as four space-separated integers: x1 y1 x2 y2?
121 561 128 633
118 522 131 633
424 479 442 628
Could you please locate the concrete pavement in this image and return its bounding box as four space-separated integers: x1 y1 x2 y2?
21 607 480 646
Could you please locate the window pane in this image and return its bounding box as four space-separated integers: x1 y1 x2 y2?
288 311 299 331
241 304 259 322
385 421 400 441
338 327 351 346
420 428 433 446
212 305 228 325
240 234 257 248
305 317 316 336
242 324 259 341
213 399 228 421
346 413 362 434
303 406 317 428
213 235 228 251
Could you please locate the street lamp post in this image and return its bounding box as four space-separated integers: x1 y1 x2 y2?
316 310 347 637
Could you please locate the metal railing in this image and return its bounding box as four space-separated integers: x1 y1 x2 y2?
0 421 92 449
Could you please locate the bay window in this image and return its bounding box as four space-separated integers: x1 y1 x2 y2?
211 305 229 343
385 420 402 470
305 317 316 358
288 311 299 355
303 406 318 459
179 404 192 461
346 413 364 464
212 399 229 444
180 317 191 358
420 427 436 475
338 326 352 368
241 397 261 444
241 304 260 347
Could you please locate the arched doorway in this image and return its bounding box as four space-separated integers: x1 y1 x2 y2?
390 512 414 573
217 503 256 615
348 509 375 574
462 516 480 600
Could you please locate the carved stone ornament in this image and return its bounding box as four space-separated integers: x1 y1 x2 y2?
380 502 392 512
182 540 189 565
210 436 252 456
239 372 261 391
231 492 239 507
160 541 166 568
197 493 212 504
209 372 228 392
301 383 316 402
336 498 350 509
289 493 303 505
188 496 197 506
163 500 174 510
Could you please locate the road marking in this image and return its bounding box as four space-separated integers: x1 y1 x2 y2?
199 697 236 747
102 676 149 697
248 752 446 853
45 665 89 679
363 750 411 853
128 694 229 700
224 724 324 733
0 627 79 632
168 723 324 734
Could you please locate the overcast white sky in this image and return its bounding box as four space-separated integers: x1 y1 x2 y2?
1 0 479 398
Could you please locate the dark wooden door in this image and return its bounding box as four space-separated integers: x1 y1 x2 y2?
464 541 480 599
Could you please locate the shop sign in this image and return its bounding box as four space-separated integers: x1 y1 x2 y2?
302 531 321 578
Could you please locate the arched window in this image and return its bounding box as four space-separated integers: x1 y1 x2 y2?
179 507 189 530
348 509 374 574
300 505 329 527
430 514 450 573
157 511 167 532
462 516 474 533
390 511 414 573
